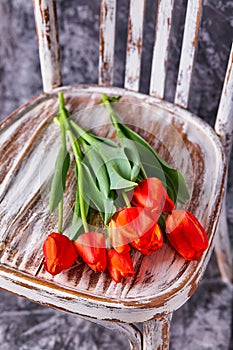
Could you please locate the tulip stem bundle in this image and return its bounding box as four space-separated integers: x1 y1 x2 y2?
42 92 209 282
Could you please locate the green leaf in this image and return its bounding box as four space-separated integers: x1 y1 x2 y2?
81 163 116 223
70 215 84 241
118 137 141 181
49 146 70 212
78 132 137 191
106 161 137 191
81 145 120 223
82 145 110 198
62 152 70 189
95 135 118 147
98 142 132 180
102 94 189 203
103 191 117 224
119 122 190 203
70 184 89 240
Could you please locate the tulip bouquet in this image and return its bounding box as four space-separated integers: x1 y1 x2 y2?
42 92 209 282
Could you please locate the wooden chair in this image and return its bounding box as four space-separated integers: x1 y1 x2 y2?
0 0 232 348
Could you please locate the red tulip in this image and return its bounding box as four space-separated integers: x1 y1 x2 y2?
107 249 134 282
165 210 208 260
109 207 159 253
131 177 175 213
74 232 107 272
43 232 78 275
131 222 163 255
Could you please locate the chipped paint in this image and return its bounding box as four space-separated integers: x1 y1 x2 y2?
174 0 203 108
0 86 226 324
98 0 116 86
34 0 61 92
215 43 233 161
150 0 175 98
124 0 146 92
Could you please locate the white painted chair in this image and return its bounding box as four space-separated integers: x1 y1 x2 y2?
0 0 232 349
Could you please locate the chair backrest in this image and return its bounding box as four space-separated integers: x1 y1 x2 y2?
34 0 233 159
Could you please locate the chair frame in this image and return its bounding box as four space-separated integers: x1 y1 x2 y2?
34 0 233 282
0 0 232 349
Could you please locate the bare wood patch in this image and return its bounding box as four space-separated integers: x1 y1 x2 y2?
99 0 117 86
150 0 175 99
174 0 203 108
124 0 146 92
34 0 61 92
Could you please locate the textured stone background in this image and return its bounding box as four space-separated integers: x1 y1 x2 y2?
0 0 232 349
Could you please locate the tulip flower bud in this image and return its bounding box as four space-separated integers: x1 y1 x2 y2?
131 222 163 255
107 249 134 282
109 207 160 253
165 210 208 260
131 177 175 213
74 232 107 272
43 232 78 275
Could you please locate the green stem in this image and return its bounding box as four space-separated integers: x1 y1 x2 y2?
122 192 131 208
60 122 66 148
102 94 124 139
67 128 83 159
66 129 89 233
55 94 67 234
56 92 89 234
77 162 89 233
70 119 96 145
140 165 147 179
58 199 63 233
105 226 111 249
58 91 65 110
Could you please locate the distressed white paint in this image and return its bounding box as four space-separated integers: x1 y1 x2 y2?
215 43 233 161
143 314 172 350
215 200 233 283
1 0 232 347
150 0 174 98
0 85 228 349
174 0 203 108
124 0 146 92
34 0 61 92
104 323 142 350
98 0 117 86
0 265 188 323
0 86 226 299
214 44 233 284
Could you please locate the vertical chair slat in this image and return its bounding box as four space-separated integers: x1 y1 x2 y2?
215 43 233 161
124 0 146 92
214 44 233 284
150 0 175 99
99 0 117 86
174 0 203 108
215 44 233 282
34 0 61 92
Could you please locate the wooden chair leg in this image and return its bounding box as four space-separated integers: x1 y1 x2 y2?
142 314 172 350
94 319 142 350
215 198 233 283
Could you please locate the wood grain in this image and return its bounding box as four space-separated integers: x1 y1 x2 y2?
34 0 61 92
174 0 203 108
0 86 226 323
99 0 117 86
124 0 146 91
150 0 175 99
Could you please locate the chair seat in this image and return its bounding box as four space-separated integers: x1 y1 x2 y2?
0 85 226 323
